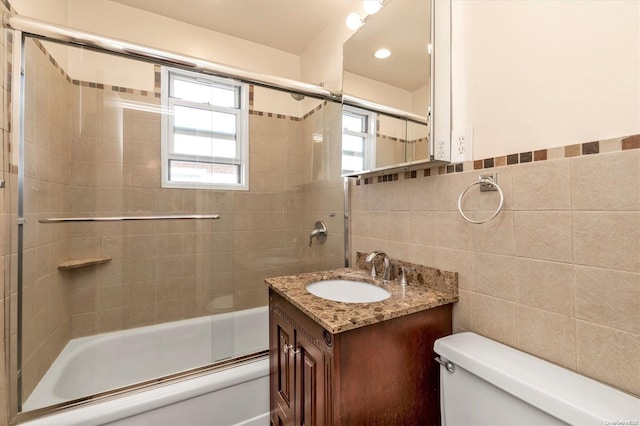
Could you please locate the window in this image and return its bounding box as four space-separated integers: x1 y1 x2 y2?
341 105 376 175
162 67 249 189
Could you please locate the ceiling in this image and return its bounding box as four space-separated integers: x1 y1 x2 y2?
109 0 353 55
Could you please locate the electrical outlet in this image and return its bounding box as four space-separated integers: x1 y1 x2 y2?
456 135 465 155
435 137 447 160
450 126 473 163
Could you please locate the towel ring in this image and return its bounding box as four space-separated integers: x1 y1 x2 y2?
457 177 504 224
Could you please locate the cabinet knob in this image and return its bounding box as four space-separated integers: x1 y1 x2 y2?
283 344 301 357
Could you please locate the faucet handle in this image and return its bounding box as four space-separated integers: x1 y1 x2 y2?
399 266 415 286
309 221 327 246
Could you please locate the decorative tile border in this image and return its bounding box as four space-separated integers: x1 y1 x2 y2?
357 134 640 185
29 38 328 120
250 100 329 122
376 134 429 145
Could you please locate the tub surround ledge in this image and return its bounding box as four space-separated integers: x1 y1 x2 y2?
265 255 458 334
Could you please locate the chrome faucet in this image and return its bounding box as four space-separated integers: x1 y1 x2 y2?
365 251 392 283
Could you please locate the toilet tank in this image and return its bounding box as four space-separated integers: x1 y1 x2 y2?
434 332 640 426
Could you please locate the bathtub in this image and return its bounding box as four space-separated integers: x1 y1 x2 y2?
22 306 270 426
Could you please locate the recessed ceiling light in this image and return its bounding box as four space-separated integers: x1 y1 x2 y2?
374 48 391 59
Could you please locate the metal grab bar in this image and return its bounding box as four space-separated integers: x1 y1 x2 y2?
38 214 220 223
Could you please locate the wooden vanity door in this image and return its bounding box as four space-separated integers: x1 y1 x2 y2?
271 309 296 425
295 330 326 426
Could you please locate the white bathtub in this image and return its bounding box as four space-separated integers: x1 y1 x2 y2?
22 307 270 426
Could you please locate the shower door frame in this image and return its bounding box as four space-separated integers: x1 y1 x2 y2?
5 17 344 424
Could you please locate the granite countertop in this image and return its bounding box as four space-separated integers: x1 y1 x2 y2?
265 259 458 334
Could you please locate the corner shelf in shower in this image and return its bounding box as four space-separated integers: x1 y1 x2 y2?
57 257 112 270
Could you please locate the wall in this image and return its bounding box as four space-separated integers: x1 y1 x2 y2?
300 101 345 272
452 0 640 159
299 1 360 91
19 38 74 403
351 137 640 397
351 0 640 399
11 0 301 84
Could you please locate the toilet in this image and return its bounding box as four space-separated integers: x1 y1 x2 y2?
434 332 640 425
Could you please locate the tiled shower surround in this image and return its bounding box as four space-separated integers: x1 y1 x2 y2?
18 38 344 402
350 141 640 397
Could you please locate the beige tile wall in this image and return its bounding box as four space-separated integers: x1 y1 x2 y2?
19 38 73 402
350 148 640 397
13 37 345 411
65 87 313 337
300 101 345 272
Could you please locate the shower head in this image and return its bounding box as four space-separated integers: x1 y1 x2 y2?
290 93 305 101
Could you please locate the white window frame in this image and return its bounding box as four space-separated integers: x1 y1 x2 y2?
342 105 376 174
161 67 249 190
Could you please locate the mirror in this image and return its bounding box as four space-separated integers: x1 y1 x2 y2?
341 107 429 176
343 0 430 116
341 0 451 176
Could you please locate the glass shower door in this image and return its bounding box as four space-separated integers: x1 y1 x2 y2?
15 32 345 416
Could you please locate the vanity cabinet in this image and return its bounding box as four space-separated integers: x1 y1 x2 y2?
269 289 452 426
271 291 327 425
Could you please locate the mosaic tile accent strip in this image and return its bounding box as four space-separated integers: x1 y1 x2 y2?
250 101 328 122
622 135 640 150
301 101 328 121
375 134 428 145
534 149 547 161
357 134 640 185
582 141 599 155
30 38 328 120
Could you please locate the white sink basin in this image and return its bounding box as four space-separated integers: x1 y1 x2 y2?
305 279 391 303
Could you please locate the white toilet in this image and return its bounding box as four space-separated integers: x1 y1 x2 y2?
434 332 640 425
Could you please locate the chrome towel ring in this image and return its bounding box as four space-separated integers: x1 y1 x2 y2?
457 175 504 224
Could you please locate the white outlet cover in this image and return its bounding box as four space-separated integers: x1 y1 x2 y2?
434 133 450 160
450 126 473 163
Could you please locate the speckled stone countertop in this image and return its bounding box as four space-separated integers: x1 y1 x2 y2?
265 255 458 334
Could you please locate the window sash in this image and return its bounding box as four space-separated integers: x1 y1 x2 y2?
170 75 240 108
168 159 240 185
168 98 242 160
162 67 249 190
342 106 376 174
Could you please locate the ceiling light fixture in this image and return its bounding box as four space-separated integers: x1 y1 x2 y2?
374 48 391 59
363 0 383 15
346 1 385 31
346 12 364 30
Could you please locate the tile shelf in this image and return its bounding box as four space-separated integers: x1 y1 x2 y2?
57 257 112 270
